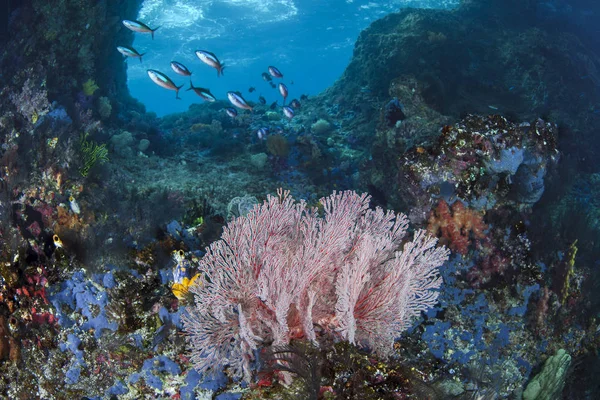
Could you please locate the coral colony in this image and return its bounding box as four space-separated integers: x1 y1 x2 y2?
0 0 599 399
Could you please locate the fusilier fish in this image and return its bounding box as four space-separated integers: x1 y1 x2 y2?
289 99 301 108
257 128 268 140
268 66 284 78
122 20 160 39
278 83 288 104
195 50 225 77
261 72 272 82
227 91 253 111
225 108 238 118
147 70 184 99
187 82 216 102
282 106 295 120
117 46 145 63
170 61 192 76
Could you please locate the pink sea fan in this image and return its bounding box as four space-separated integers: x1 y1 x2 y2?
182 189 449 381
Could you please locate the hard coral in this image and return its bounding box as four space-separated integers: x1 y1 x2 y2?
427 199 487 255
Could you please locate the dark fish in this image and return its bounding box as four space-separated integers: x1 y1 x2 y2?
268 66 283 78
257 127 268 140
258 96 266 105
227 91 253 111
225 108 238 118
283 106 294 120
269 101 278 110
170 61 192 76
261 72 272 82
147 69 183 99
300 94 308 101
278 83 288 104
289 99 301 109
248 87 256 93
195 50 225 77
269 82 276 89
117 46 145 63
122 20 160 39
186 82 216 102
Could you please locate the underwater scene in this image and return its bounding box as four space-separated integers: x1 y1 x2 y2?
1 0 600 398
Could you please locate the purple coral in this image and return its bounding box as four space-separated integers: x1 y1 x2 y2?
183 189 449 381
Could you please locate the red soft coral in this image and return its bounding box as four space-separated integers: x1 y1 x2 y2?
427 199 488 255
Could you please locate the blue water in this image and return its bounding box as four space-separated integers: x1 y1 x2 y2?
127 0 459 116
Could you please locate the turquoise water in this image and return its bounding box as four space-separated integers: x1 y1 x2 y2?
127 0 459 115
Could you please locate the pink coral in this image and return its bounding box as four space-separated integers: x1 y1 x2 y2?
183 189 449 381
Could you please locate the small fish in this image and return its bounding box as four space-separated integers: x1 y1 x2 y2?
269 82 276 89
258 95 266 105
122 20 160 39
283 106 295 120
227 91 253 111
257 127 268 140
300 94 308 101
195 50 225 77
170 61 192 77
289 99 301 109
268 66 284 78
53 234 64 248
225 107 238 118
187 82 216 102
488 105 499 110
117 46 145 63
69 195 80 214
147 69 184 99
278 83 288 104
269 101 278 110
261 72 272 82
248 87 256 93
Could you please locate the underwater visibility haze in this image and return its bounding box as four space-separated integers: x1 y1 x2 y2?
1 0 600 398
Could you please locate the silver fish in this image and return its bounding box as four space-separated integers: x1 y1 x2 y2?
283 106 294 120
187 82 216 102
117 46 145 63
225 108 238 118
268 66 283 78
227 91 253 111
278 83 288 104
195 50 225 77
257 128 268 140
170 61 192 76
147 70 183 99
122 20 160 40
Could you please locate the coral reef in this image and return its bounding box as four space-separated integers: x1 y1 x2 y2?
427 199 487 255
0 0 598 398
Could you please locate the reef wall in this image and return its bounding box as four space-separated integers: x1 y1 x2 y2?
327 2 600 147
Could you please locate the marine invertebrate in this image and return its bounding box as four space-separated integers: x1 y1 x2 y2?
183 189 449 381
266 134 290 157
97 96 112 120
82 79 99 96
310 119 332 135
79 132 109 177
427 199 487 255
523 349 571 400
